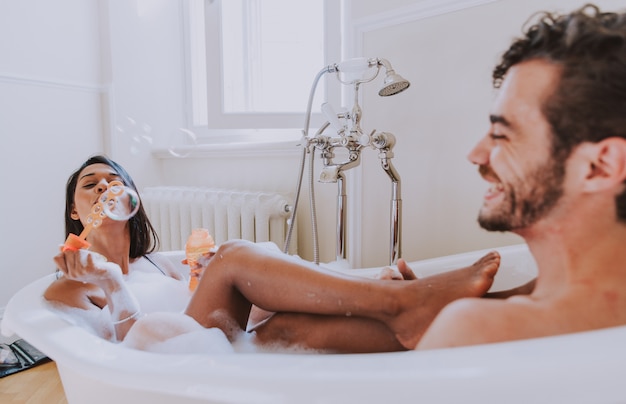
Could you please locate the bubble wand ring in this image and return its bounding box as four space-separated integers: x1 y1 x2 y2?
62 181 126 251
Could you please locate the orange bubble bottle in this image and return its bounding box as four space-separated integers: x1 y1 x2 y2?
185 228 215 292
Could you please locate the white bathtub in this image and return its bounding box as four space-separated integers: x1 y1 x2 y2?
3 244 626 403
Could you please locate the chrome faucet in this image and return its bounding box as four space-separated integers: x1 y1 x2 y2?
284 58 410 266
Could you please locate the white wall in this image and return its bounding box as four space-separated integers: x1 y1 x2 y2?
104 0 187 187
0 0 105 310
1 0 623 311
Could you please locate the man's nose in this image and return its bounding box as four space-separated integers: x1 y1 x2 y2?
467 135 491 166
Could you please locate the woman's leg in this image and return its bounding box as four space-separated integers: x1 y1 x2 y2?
185 240 500 349
252 312 407 353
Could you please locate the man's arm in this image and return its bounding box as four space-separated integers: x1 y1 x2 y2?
416 297 523 350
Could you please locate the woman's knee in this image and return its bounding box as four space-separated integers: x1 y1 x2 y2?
215 239 254 259
212 239 259 270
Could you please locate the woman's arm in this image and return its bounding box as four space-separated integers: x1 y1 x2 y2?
47 249 141 341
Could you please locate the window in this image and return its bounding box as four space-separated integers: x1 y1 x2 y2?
184 0 341 141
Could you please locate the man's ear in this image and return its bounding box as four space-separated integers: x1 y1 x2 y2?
582 137 626 192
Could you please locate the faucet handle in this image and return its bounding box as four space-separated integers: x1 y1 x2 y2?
372 132 396 149
321 102 345 135
358 129 377 147
319 166 340 183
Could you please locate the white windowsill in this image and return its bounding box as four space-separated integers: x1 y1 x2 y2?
153 139 304 159
152 141 302 159
152 128 315 159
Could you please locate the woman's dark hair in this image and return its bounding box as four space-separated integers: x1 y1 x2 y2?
65 155 159 258
493 4 626 221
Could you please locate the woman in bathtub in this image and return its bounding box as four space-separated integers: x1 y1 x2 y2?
45 155 504 353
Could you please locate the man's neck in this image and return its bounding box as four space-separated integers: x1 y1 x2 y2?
522 220 626 297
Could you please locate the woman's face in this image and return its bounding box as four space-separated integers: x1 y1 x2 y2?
71 163 125 227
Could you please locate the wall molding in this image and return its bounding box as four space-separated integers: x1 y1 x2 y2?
0 73 105 93
352 0 501 49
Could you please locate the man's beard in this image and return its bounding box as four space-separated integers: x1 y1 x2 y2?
478 157 566 232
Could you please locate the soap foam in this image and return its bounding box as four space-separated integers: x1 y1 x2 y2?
148 329 234 354
122 311 233 354
230 330 332 355
47 299 115 341
47 251 334 354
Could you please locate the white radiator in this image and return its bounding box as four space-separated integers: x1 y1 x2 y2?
141 186 295 253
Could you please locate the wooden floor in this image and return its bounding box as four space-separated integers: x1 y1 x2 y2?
0 361 67 404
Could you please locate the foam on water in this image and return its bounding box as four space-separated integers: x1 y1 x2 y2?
123 312 235 354
147 328 234 354
48 252 334 354
124 267 190 313
47 300 115 340
233 331 331 355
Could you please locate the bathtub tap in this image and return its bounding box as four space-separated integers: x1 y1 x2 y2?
313 133 360 262
285 57 410 266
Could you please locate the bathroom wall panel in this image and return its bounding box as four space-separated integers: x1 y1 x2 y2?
0 80 104 308
0 0 104 308
354 0 622 266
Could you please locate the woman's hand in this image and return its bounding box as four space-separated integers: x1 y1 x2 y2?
181 250 217 268
54 249 123 291
182 250 217 283
53 248 140 341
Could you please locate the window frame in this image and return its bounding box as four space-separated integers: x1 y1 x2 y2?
181 0 342 143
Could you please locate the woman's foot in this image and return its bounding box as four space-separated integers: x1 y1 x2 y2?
388 251 500 349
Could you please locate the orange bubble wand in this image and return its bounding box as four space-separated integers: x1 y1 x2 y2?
62 181 125 252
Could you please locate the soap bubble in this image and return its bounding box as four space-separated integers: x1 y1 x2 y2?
115 116 154 156
100 184 141 221
168 128 198 158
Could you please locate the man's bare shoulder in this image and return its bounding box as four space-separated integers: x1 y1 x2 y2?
416 295 539 350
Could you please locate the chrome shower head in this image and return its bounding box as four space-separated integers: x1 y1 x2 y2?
378 69 410 96
332 57 410 96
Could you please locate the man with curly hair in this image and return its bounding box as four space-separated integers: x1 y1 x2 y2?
418 4 626 349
